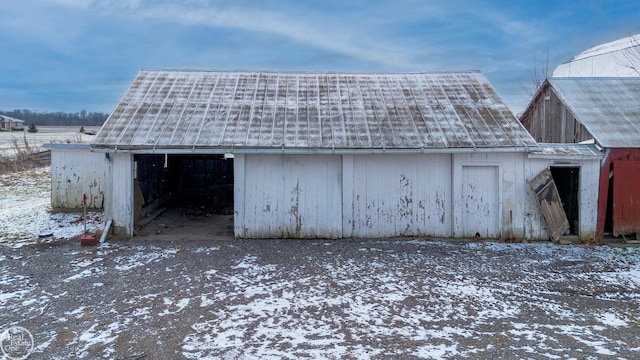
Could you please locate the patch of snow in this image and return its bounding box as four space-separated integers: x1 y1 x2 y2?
0 167 104 248
65 306 87 317
77 321 124 358
0 289 31 305
596 312 628 327
64 267 104 282
113 251 164 271
233 255 258 269
132 307 152 318
70 257 104 268
158 297 191 316
194 246 220 253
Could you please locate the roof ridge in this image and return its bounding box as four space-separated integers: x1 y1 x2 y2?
138 69 483 75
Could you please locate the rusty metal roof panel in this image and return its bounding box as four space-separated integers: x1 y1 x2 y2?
549 78 640 148
93 70 537 151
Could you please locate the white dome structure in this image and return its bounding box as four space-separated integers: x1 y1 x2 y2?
553 33 640 77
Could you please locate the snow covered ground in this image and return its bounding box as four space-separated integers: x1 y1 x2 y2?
0 166 103 248
1 167 640 359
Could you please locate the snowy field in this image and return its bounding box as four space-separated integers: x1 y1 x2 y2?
0 126 99 156
1 167 640 359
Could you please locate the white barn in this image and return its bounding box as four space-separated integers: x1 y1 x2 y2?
87 70 601 240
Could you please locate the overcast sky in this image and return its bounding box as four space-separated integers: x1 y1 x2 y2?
0 0 638 115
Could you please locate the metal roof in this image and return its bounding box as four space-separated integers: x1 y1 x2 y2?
548 78 640 148
528 143 603 160
92 70 537 152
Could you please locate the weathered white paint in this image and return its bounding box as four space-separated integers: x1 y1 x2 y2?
454 153 532 240
451 151 601 241
106 152 134 237
237 153 452 239
90 147 599 240
525 157 601 240
346 154 452 238
47 144 106 209
459 165 500 238
233 151 600 240
233 154 246 237
237 154 342 238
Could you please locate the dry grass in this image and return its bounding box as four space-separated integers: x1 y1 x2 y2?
0 135 50 174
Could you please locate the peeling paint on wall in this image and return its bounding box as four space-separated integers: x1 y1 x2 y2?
288 180 303 237
235 151 600 240
50 146 107 209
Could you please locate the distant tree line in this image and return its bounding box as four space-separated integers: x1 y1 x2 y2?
0 109 108 126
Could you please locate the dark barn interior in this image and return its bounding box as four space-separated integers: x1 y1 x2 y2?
133 154 234 233
551 166 580 236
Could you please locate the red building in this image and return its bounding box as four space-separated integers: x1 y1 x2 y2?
520 77 640 240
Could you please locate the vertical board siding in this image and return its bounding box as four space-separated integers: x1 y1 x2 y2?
612 160 640 236
460 165 499 237
524 157 600 240
240 154 342 238
108 153 134 236
578 159 600 239
347 154 452 238
86 148 602 240
232 152 600 240
50 147 107 209
453 153 526 240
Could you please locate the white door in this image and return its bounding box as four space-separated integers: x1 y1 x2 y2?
461 166 499 238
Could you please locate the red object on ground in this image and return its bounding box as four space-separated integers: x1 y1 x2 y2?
81 234 98 246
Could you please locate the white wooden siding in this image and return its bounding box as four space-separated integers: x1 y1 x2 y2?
232 152 600 240
451 151 600 241
107 152 134 236
460 165 500 238
346 154 452 238
237 154 342 238
453 153 520 239
49 145 106 209
96 149 601 239
524 157 600 240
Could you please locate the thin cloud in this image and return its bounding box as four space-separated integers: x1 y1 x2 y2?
43 0 437 68
131 3 421 68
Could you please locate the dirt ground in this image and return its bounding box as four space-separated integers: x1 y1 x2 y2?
135 208 235 241
1 163 640 359
1 236 640 359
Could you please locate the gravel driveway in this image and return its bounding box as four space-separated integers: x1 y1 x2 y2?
1 238 639 359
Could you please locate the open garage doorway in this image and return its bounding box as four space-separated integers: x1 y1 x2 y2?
550 166 580 236
132 153 234 239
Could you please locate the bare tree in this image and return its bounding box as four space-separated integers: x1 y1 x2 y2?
614 33 640 76
520 49 550 97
